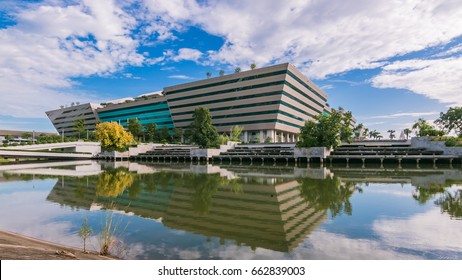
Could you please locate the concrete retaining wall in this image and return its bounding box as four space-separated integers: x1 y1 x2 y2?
411 137 462 156
294 147 331 159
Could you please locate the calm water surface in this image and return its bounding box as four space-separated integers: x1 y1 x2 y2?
0 161 461 259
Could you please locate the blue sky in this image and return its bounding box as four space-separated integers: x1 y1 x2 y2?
1 0 462 137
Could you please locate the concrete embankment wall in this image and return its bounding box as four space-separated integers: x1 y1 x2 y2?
411 137 462 156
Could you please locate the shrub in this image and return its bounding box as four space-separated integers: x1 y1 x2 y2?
265 137 272 143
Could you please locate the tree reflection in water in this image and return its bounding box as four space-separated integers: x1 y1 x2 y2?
435 189 462 219
96 167 134 198
297 176 361 218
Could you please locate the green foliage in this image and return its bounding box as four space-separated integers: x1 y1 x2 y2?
387 129 396 140
160 126 171 143
250 63 257 70
443 137 462 147
353 123 364 139
339 110 353 143
21 132 32 139
127 118 143 141
435 106 462 137
412 118 445 137
95 122 134 152
297 108 353 149
189 107 219 148
234 67 241 73
144 123 157 142
172 128 183 143
206 71 212 78
403 128 412 139
219 69 225 76
264 137 272 143
297 176 360 218
78 217 93 253
218 134 230 145
73 119 86 139
230 125 243 142
435 190 462 218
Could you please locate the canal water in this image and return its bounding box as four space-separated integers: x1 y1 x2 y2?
0 161 461 259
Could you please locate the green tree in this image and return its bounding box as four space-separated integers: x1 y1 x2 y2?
412 118 444 136
78 217 93 253
95 122 134 152
363 127 369 139
206 71 212 79
250 63 256 70
435 107 462 137
21 132 33 139
339 110 353 143
388 129 396 140
159 126 171 143
74 119 86 139
234 67 241 73
144 123 157 142
353 123 364 139
403 128 412 139
219 70 225 76
189 107 219 148
172 128 183 143
297 108 352 149
127 118 143 141
230 125 243 142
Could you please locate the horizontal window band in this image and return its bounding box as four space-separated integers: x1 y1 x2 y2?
166 70 287 95
175 118 302 129
168 81 285 102
174 109 305 123
287 71 327 102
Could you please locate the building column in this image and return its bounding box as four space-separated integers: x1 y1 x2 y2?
259 130 264 143
244 131 248 143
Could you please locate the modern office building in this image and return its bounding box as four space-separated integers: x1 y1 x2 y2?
96 92 174 130
45 103 101 137
46 63 333 142
164 63 330 143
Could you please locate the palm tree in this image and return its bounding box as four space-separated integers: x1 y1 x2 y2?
368 130 375 139
219 70 225 76
250 63 256 70
403 128 412 139
371 130 381 140
387 129 396 140
206 71 212 79
234 67 241 73
363 128 369 139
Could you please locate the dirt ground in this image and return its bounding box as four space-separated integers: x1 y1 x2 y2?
0 230 116 260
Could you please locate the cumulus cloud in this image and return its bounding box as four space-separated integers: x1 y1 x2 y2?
373 208 462 256
142 0 462 80
372 54 462 105
172 48 203 62
0 0 144 118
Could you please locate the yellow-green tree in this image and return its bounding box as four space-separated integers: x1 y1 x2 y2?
96 168 134 197
95 122 134 152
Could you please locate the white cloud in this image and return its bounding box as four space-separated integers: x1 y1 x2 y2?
373 208 462 254
142 0 462 80
168 75 195 80
172 48 203 62
372 55 462 105
0 0 144 118
369 112 440 119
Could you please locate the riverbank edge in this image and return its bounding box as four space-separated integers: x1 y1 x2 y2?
0 230 117 260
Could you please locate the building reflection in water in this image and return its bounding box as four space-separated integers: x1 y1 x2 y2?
3 160 461 253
